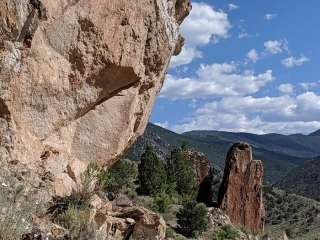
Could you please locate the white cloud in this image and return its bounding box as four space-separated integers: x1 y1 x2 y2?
181 2 231 46
264 14 277 21
264 39 288 54
300 81 320 90
170 2 231 68
161 63 274 100
169 92 320 134
170 47 202 68
281 56 309 68
278 83 294 94
238 31 249 39
247 49 259 62
154 121 170 129
228 3 239 11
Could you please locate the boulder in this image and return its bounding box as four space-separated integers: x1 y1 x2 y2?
94 215 134 240
207 207 232 228
116 207 166 240
0 0 191 196
88 195 165 240
218 142 265 234
113 194 133 208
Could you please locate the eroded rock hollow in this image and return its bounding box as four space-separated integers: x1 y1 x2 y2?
0 0 191 196
218 142 265 234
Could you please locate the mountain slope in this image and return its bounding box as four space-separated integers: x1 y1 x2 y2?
264 187 320 240
276 157 320 200
309 129 320 136
129 123 318 184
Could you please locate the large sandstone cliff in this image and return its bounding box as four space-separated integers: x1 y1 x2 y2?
0 0 191 196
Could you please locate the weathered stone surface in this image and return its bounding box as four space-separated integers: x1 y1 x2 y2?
88 195 165 240
185 149 223 206
113 193 133 208
116 206 166 240
218 142 265 234
0 0 191 196
94 215 134 240
185 149 211 184
207 207 232 229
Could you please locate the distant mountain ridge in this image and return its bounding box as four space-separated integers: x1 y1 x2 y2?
183 130 320 158
128 123 320 184
276 156 320 200
309 129 320 136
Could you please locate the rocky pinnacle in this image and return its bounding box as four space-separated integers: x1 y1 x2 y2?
218 142 265 234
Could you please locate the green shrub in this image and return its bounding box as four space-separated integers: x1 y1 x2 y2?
0 207 31 240
49 164 98 239
138 146 167 196
165 228 188 240
166 227 176 238
0 184 42 240
211 225 240 240
176 201 208 237
76 163 99 205
55 204 91 239
153 191 172 213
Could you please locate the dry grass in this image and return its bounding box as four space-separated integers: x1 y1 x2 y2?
0 184 42 240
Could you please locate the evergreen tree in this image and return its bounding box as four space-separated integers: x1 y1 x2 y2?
153 191 172 213
138 145 167 195
169 147 197 199
177 201 208 237
98 159 137 197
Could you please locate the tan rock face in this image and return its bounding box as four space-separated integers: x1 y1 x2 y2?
185 149 223 207
185 149 211 184
89 196 165 240
117 207 166 240
217 142 265 234
0 0 191 196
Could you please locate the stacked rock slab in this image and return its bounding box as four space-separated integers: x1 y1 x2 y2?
218 142 265 234
0 0 191 196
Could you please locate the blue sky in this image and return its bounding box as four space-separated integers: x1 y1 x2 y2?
151 0 320 134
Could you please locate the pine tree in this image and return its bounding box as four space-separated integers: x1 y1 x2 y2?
169 147 197 199
138 145 167 195
98 159 137 197
177 201 208 237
